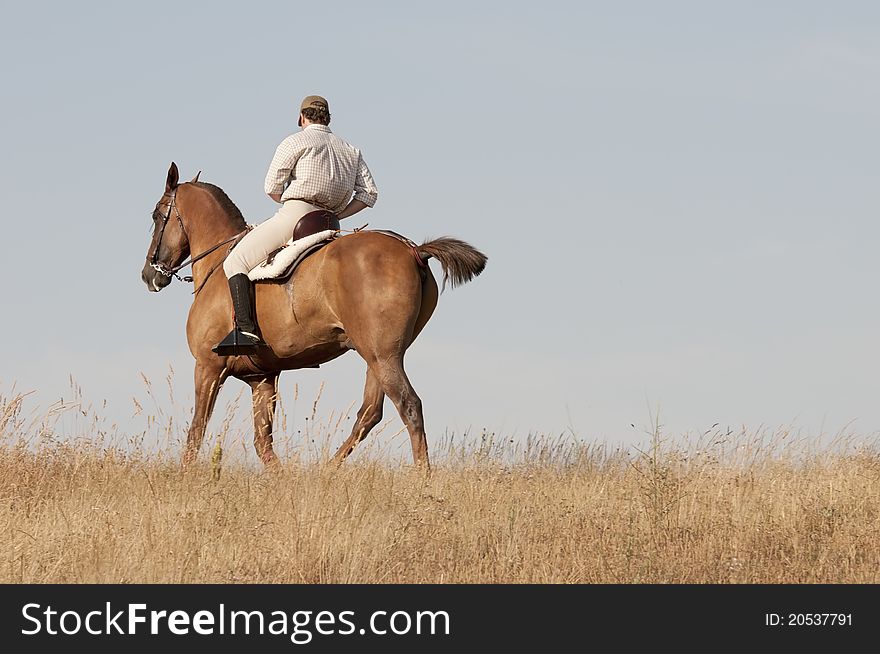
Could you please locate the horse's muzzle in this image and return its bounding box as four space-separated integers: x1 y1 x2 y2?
141 262 172 292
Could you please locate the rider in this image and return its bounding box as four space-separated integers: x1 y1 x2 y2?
213 95 379 356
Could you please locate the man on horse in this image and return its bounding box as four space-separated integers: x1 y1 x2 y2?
213 94 379 356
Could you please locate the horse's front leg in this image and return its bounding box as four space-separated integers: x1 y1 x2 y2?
182 359 227 468
248 373 281 468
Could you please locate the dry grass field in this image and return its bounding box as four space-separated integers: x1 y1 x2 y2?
2 386 879 583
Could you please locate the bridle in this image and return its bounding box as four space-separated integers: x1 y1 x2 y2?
150 188 189 280
149 185 247 291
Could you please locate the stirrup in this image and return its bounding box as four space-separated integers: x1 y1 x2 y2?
212 328 264 356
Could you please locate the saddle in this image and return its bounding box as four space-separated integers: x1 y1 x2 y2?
292 209 340 241
248 210 340 282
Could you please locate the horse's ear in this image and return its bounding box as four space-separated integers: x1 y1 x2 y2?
165 162 179 192
190 170 201 183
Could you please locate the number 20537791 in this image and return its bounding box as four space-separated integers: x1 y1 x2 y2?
765 613 852 627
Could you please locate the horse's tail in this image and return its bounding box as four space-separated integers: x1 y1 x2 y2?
417 237 487 291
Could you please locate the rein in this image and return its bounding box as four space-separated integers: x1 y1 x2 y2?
150 187 248 293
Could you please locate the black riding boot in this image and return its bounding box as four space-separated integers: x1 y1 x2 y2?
212 273 265 356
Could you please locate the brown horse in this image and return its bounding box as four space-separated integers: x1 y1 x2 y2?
140 163 486 469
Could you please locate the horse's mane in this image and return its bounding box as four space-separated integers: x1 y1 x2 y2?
191 181 247 226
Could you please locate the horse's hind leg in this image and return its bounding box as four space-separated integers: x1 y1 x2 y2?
183 360 228 468
373 357 429 468
330 368 385 466
248 374 281 468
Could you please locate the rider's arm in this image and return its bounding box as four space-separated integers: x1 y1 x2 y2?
343 152 378 218
264 135 302 203
337 199 369 220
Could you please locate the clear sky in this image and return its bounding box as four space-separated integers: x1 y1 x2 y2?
1 1 879 457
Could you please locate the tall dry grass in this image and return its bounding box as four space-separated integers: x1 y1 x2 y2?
1 385 879 583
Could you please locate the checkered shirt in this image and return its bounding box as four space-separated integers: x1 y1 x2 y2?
264 124 378 213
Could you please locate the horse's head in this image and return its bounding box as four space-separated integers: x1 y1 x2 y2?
141 162 193 292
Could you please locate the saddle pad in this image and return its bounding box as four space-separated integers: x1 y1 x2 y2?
247 229 336 281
